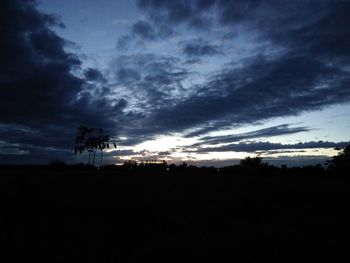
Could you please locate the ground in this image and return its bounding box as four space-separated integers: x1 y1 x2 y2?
1 167 349 262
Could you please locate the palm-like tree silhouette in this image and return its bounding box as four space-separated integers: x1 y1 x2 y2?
74 126 94 164
74 126 117 167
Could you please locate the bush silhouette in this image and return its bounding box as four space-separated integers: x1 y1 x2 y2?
240 156 264 168
327 144 350 174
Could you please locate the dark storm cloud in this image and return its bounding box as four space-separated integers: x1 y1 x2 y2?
193 141 350 154
111 53 190 107
137 0 350 63
0 123 74 150
118 18 174 47
136 0 324 32
179 38 222 58
116 35 132 50
135 0 350 68
84 68 106 83
144 70 188 86
0 0 127 163
117 1 215 48
132 20 157 40
116 68 142 82
193 124 311 146
214 0 350 64
137 0 194 24
48 0 349 165
105 53 192 145
0 0 125 125
278 1 350 63
145 53 350 134
120 0 348 139
137 0 215 30
3 0 350 164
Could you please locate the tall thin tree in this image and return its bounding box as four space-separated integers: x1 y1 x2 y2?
74 126 116 167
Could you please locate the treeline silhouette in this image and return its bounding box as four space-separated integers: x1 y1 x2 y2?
1 145 349 262
3 144 348 177
0 158 334 176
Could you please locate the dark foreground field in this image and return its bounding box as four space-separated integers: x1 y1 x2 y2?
1 166 350 262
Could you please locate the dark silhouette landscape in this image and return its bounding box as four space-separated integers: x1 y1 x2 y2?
1 146 350 261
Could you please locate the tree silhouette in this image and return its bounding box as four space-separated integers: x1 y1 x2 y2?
74 126 117 167
74 126 94 165
327 144 350 174
240 156 264 168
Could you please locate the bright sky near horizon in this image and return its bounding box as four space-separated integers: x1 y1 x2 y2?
1 0 350 166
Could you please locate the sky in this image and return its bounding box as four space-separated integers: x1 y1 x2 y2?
1 0 350 166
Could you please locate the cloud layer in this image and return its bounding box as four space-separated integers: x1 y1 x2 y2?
0 0 127 163
1 0 350 164
193 141 350 154
116 0 350 140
